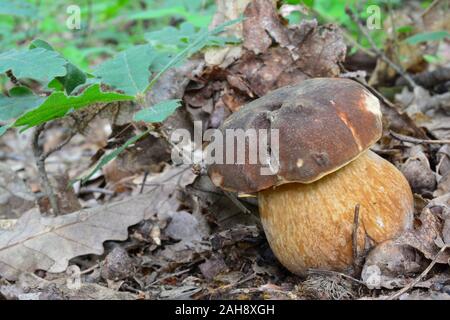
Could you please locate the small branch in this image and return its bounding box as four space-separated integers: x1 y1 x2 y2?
345 7 418 89
5 70 19 86
42 129 77 159
390 131 450 145
352 204 360 267
32 124 60 216
387 245 449 300
197 272 257 299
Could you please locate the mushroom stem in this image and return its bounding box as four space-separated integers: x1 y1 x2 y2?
258 150 414 275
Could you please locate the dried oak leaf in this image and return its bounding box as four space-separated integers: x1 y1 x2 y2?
233 19 346 96
243 0 290 54
0 165 196 280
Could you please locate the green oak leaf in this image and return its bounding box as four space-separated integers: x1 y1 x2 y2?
134 99 181 123
0 48 67 84
94 44 158 96
29 39 87 94
0 87 45 122
14 84 134 129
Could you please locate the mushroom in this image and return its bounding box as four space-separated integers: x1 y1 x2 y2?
208 78 414 274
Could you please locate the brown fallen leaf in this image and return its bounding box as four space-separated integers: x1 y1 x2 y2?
243 0 290 54
400 149 436 195
0 163 35 220
0 165 196 280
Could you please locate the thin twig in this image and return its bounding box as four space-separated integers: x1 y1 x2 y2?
307 269 366 286
5 70 19 86
352 204 360 268
32 124 60 216
224 191 251 214
139 171 149 194
387 245 449 300
345 7 418 89
145 268 192 288
42 129 77 159
390 131 450 145
198 272 257 298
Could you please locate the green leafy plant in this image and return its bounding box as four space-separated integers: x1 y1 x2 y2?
0 16 241 193
0 48 67 84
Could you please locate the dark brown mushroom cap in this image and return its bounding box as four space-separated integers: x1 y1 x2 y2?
207 78 382 193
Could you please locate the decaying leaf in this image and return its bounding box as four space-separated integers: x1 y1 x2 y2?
0 163 35 219
243 0 290 54
0 165 196 280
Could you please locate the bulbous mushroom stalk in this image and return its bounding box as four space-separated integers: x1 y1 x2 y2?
207 78 414 275
258 150 413 274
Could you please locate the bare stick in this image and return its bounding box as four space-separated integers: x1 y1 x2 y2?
32 124 60 216
390 131 450 145
345 7 418 89
387 245 449 300
352 204 360 267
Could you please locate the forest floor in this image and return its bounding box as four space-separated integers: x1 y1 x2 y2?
0 0 450 300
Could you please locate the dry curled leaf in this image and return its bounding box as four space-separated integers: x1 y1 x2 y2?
243 0 290 54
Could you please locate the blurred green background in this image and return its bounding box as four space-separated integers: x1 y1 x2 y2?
0 0 436 72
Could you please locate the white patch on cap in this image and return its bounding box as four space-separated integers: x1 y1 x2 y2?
296 158 304 168
363 91 382 117
375 216 384 228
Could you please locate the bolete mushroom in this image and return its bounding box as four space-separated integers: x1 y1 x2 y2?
208 78 414 275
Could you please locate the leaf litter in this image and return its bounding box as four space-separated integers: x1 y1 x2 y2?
1 0 450 300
